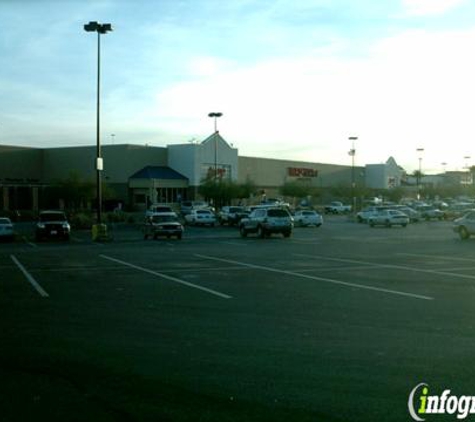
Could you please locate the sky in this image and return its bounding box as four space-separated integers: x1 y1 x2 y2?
1 0 475 174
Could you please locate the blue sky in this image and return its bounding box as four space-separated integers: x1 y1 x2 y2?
1 0 475 173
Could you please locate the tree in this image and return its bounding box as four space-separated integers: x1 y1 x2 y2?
412 170 424 187
55 171 95 211
198 177 257 208
279 181 311 199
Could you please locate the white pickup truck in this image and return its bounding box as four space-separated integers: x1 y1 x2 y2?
324 201 352 214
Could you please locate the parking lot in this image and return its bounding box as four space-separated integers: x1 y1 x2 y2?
2 217 475 421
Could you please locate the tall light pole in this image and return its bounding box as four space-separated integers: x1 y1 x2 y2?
84 21 112 227
416 148 424 199
464 156 471 185
349 136 357 212
208 112 223 181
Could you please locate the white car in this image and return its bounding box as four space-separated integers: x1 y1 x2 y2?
0 217 14 241
452 210 475 239
293 210 323 227
145 204 177 218
368 209 410 228
184 209 217 226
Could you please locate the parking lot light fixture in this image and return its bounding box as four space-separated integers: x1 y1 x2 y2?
416 148 424 199
84 21 112 235
208 112 223 181
349 136 358 212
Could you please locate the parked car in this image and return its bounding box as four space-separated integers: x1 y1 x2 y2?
0 217 14 241
218 206 249 226
324 201 352 214
452 210 475 240
239 207 293 238
143 212 183 240
396 206 421 222
415 205 446 220
145 204 177 218
180 200 211 215
368 209 409 228
293 210 323 227
184 209 217 226
356 206 381 223
35 210 71 241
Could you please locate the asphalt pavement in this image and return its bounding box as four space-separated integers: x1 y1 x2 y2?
1 216 474 421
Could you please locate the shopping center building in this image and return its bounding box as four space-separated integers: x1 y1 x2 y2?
0 133 380 212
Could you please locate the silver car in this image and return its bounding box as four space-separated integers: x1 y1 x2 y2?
293 210 323 227
368 209 409 228
239 207 293 238
452 210 475 240
0 217 14 241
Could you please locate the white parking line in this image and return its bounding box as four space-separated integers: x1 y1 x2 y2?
10 255 49 298
195 254 433 301
398 253 475 263
100 255 232 299
295 253 475 281
21 236 37 248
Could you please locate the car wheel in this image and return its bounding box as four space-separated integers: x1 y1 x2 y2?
459 226 470 240
385 220 391 228
369 222 375 227
257 225 265 238
402 223 407 228
177 233 182 240
283 231 291 238
239 226 247 238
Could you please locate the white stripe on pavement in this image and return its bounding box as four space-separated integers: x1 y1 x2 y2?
10 255 49 298
295 253 475 281
100 255 232 299
195 254 433 301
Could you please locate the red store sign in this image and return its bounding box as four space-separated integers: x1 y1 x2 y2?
287 167 318 178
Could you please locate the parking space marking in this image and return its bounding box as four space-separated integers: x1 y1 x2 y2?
295 253 475 281
195 254 433 301
220 241 245 246
21 236 37 248
100 255 232 299
10 255 49 298
398 253 475 263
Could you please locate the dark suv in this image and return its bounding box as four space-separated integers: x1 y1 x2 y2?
239 207 293 238
36 211 71 241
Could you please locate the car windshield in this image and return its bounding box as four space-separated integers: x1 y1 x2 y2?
152 206 172 213
39 213 67 222
0 218 11 224
267 209 289 217
151 215 177 223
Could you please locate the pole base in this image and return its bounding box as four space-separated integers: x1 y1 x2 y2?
92 223 108 242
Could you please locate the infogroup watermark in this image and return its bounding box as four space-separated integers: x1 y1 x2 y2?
409 383 475 420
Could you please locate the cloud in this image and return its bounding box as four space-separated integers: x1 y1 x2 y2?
150 26 475 172
401 0 467 16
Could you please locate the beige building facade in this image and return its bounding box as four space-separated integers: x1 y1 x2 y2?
0 134 364 212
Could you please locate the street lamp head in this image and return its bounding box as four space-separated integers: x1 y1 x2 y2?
99 23 113 34
349 136 358 141
84 21 99 32
84 21 113 33
208 112 223 118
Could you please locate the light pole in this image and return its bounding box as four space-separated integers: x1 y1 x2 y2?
416 148 424 199
84 21 112 228
349 136 357 212
208 112 223 181
464 156 471 185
